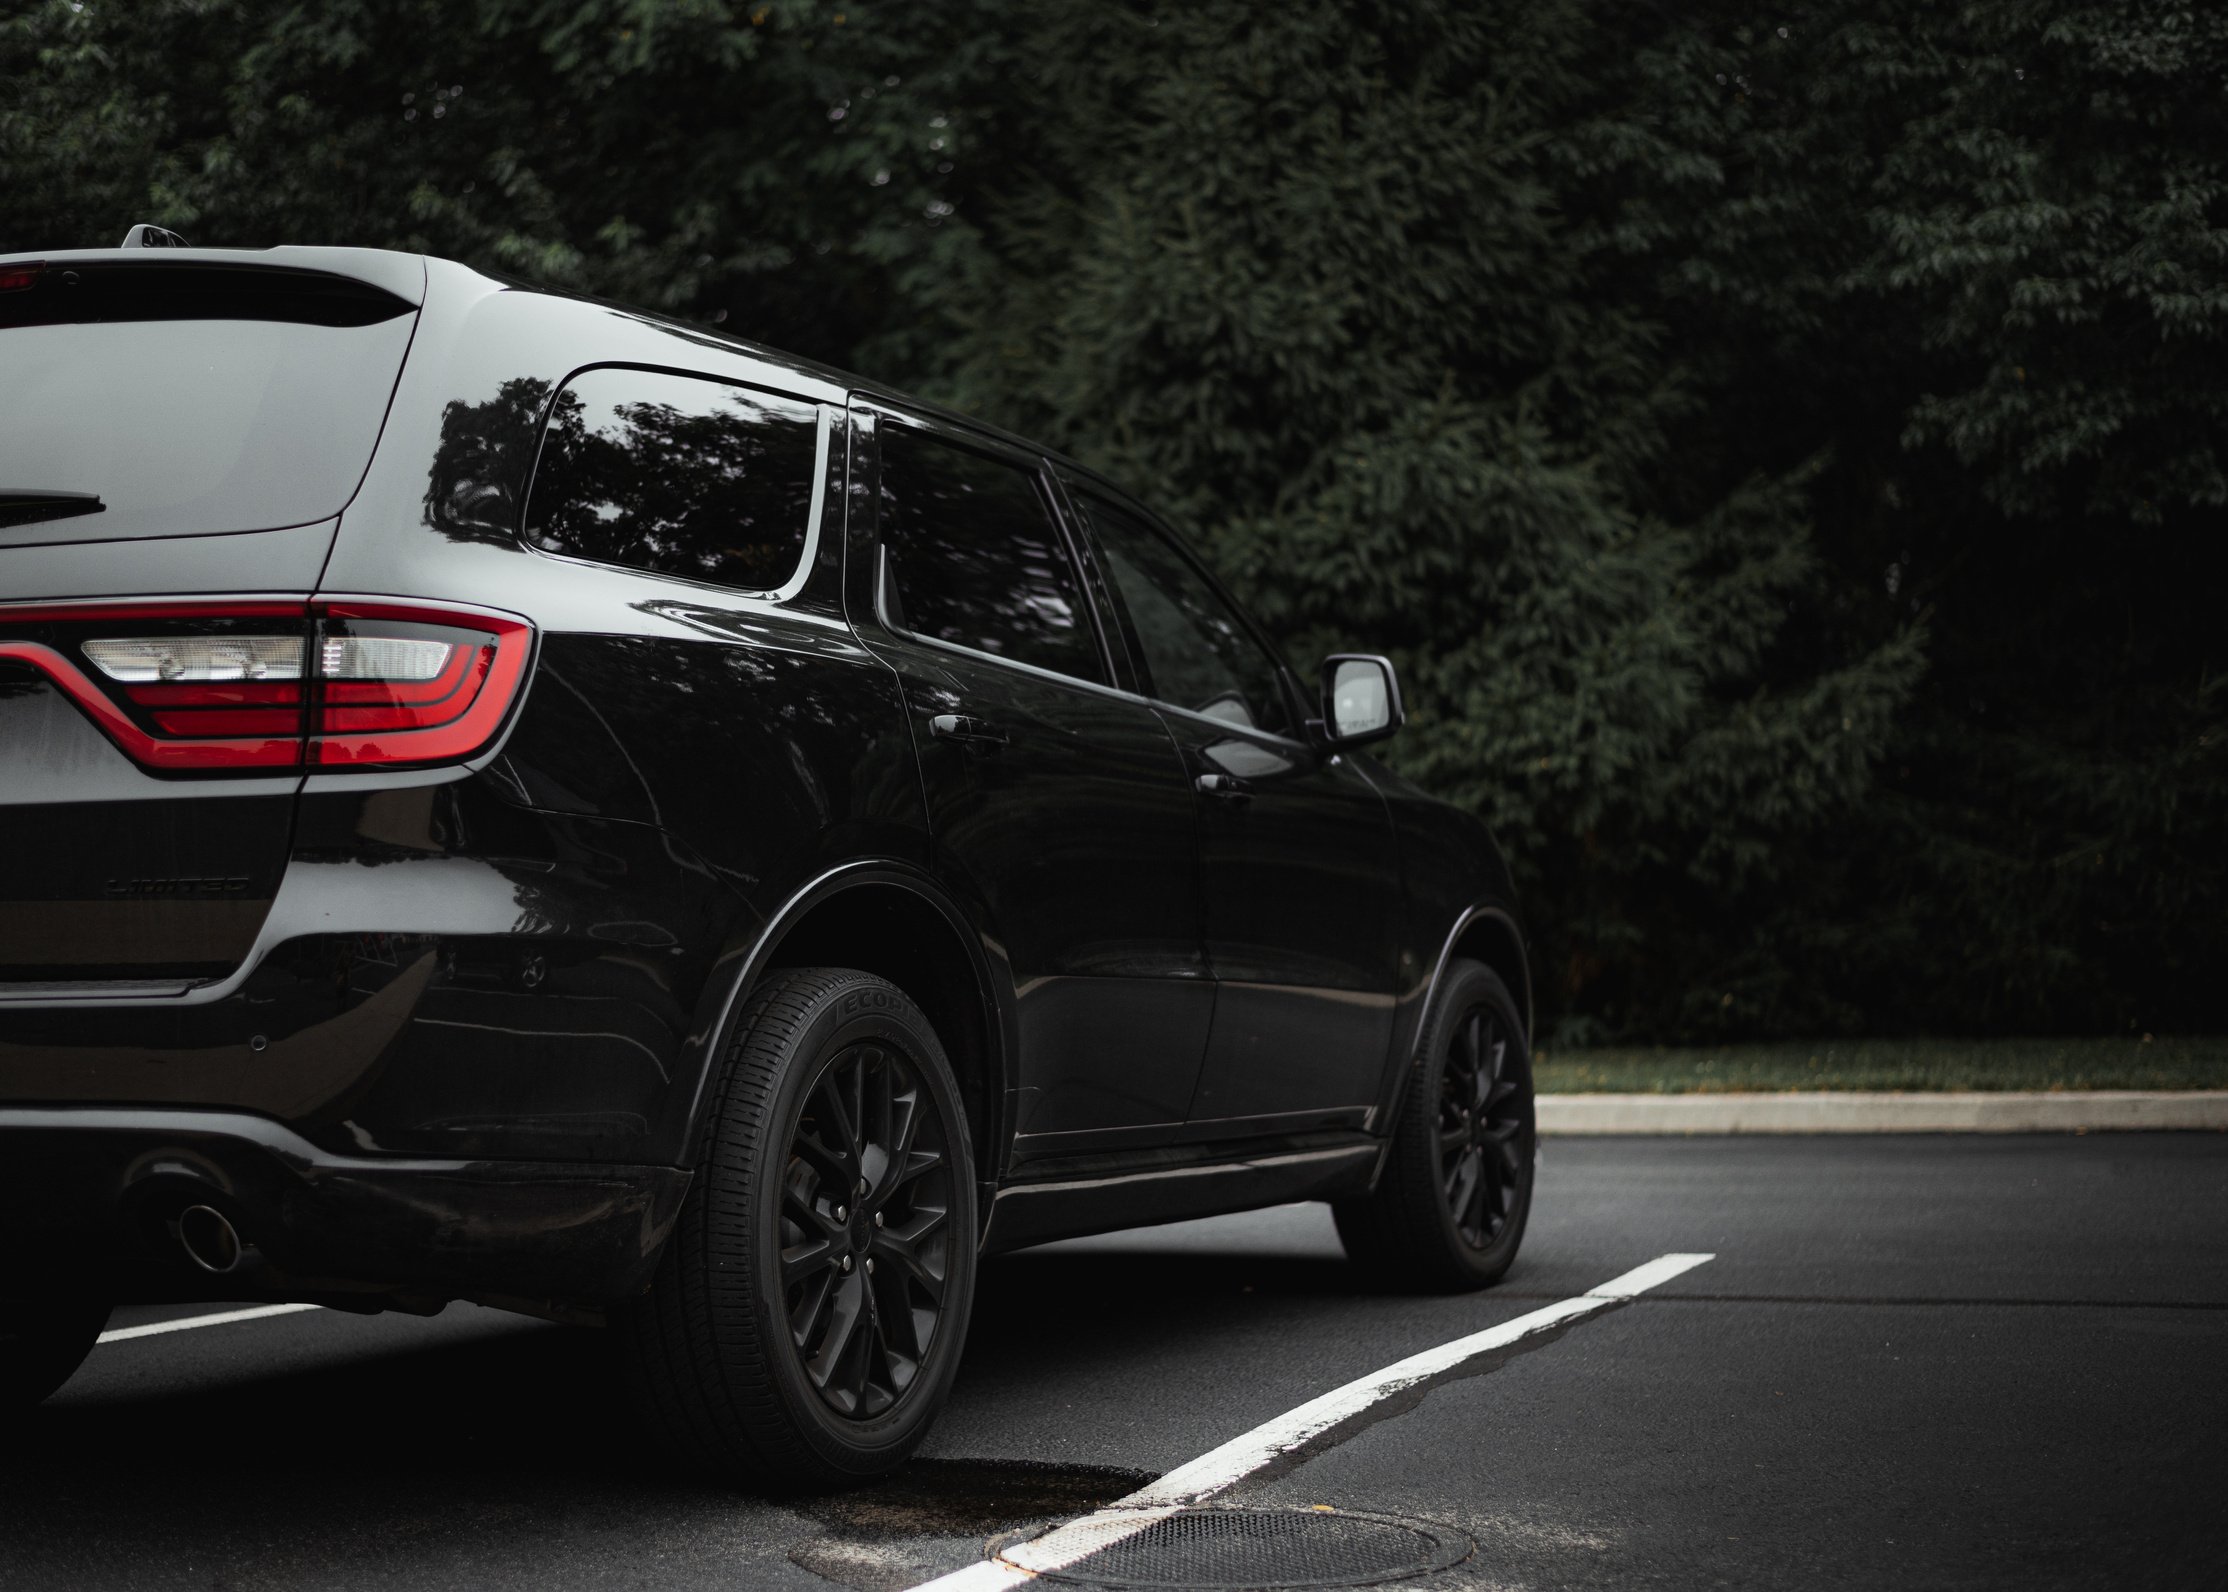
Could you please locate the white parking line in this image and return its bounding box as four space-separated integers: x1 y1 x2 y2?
909 1251 1715 1592
97 1303 322 1344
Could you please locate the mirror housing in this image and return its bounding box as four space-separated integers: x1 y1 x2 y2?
1318 653 1404 746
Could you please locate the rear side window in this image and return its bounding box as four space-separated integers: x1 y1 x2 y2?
0 262 415 544
524 366 821 592
1076 492 1296 738
877 425 1102 684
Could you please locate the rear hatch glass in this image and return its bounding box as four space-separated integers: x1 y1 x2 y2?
0 259 417 545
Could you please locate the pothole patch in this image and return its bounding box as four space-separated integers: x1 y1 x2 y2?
789 1458 1154 1590
992 1504 1474 1590
796 1457 1154 1542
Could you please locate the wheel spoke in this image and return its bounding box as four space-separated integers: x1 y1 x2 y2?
809 1275 869 1403
886 1080 922 1176
872 1217 948 1304
791 1129 851 1188
1445 1145 1481 1225
781 1184 837 1237
790 1266 839 1353
782 1233 837 1287
811 1074 861 1181
881 1144 944 1200
1462 1147 1491 1235
846 1053 870 1167
870 1264 928 1367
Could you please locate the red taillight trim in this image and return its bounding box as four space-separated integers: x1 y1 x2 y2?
126 680 305 707
0 639 301 769
0 262 43 294
0 594 534 775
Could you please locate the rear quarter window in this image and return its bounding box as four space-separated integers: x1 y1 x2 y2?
522 366 822 593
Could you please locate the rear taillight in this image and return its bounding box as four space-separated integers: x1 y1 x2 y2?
307 600 531 767
0 596 532 774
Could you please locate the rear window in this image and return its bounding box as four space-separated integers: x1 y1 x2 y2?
0 261 417 545
521 366 822 593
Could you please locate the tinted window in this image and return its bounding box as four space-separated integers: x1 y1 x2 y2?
878 427 1102 683
525 367 820 591
0 265 415 545
1079 493 1294 737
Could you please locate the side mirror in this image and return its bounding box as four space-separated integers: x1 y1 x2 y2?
1319 653 1404 746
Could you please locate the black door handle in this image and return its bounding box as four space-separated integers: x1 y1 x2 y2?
930 713 1008 747
1194 773 1253 802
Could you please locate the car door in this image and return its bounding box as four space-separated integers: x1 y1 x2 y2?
1062 481 1402 1137
849 404 1211 1155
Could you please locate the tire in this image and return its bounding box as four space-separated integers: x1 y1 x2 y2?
0 1293 108 1411
617 966 977 1489
1335 959 1536 1291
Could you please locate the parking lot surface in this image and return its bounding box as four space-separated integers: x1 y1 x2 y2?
7 1135 2223 1590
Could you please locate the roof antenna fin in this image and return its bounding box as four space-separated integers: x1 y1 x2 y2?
120 223 189 248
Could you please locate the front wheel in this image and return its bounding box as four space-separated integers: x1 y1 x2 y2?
1335 959 1535 1290
617 967 977 1489
1 1293 108 1412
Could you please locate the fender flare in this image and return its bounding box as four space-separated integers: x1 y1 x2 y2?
1371 902 1532 1164
657 859 1016 1174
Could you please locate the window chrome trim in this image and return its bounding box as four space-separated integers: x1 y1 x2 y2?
874 578 1317 753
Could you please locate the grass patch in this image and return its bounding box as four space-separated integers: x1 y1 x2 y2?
1533 1036 2228 1094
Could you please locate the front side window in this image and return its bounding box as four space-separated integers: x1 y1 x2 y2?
877 425 1102 684
1077 492 1295 738
524 366 820 591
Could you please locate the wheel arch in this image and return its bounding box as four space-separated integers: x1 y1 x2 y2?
1440 906 1532 1045
1372 904 1532 1175
676 863 1013 1216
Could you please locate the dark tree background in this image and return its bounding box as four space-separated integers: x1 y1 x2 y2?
4 0 2221 1042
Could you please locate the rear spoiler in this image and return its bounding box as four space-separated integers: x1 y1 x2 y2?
0 246 425 310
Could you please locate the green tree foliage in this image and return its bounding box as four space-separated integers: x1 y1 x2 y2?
3 0 2220 1039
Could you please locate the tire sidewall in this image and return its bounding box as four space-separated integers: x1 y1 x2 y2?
732 976 978 1476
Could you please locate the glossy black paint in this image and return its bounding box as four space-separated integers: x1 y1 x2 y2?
0 244 1529 1315
847 404 1214 1155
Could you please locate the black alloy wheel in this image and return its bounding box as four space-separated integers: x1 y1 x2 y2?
782 1039 955 1420
618 966 977 1489
1437 1005 1528 1250
1333 958 1535 1290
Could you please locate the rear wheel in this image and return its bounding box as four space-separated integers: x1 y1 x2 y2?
0 1293 107 1411
618 967 976 1489
1335 959 1535 1290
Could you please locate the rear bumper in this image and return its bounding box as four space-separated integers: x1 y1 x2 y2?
0 1107 688 1311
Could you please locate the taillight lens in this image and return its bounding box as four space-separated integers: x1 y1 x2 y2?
0 596 532 774
308 601 531 767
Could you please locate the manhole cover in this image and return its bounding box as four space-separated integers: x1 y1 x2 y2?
992 1505 1473 1590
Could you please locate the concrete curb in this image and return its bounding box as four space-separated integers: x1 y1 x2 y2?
1537 1090 2228 1134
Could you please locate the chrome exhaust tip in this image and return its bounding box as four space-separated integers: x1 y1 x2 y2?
174 1204 244 1274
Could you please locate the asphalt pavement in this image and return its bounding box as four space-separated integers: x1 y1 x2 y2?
6 1134 2223 1591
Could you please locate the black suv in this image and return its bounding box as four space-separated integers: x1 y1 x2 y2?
0 241 1535 1484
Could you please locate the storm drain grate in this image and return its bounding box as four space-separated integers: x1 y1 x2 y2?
992 1505 1473 1590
